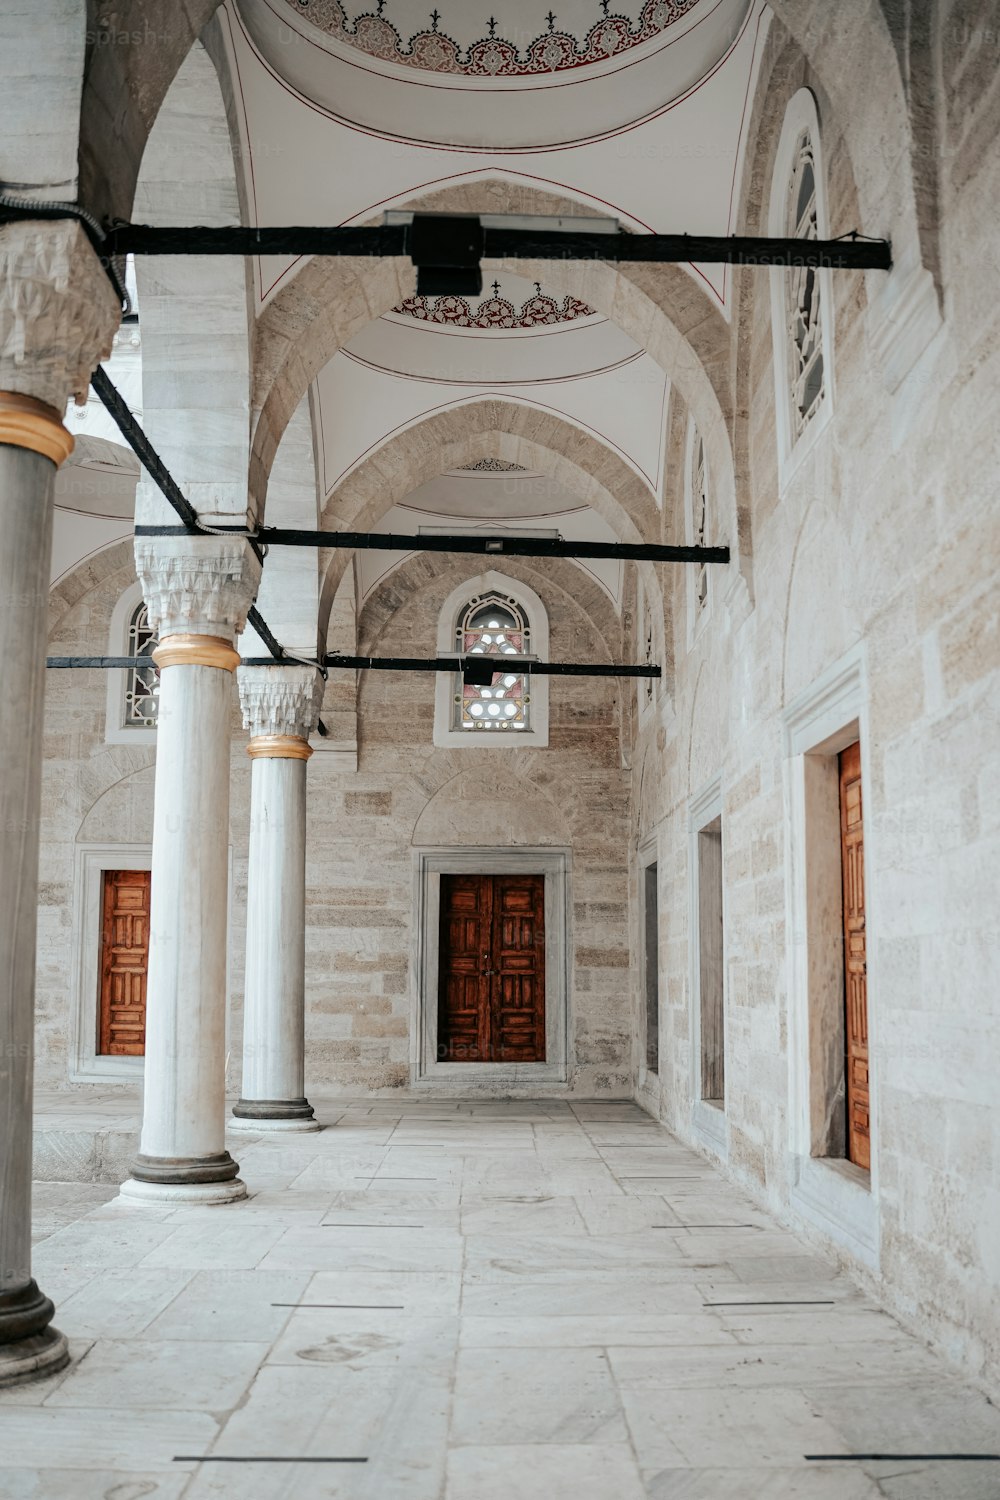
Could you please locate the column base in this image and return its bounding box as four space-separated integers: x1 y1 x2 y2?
130 1149 241 1185
228 1115 322 1134
0 1327 70 1389
0 1283 69 1388
230 1098 320 1132
119 1150 247 1205
118 1176 248 1207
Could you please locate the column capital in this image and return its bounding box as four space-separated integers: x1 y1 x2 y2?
135 536 262 642
238 664 325 743
0 219 120 411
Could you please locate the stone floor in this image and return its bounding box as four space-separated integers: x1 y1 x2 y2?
4 1099 999 1499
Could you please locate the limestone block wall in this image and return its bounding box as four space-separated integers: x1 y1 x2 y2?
628 32 1000 1394
37 544 632 1101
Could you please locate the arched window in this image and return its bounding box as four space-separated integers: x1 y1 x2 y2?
124 600 159 728
104 585 159 745
454 593 531 733
769 88 834 478
433 571 549 748
692 429 709 617
685 418 711 643
785 130 824 438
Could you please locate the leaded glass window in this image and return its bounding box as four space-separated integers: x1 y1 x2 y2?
454 594 530 733
124 601 159 728
692 431 709 615
785 130 825 439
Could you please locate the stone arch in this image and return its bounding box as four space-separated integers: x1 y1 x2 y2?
77 2 226 225
316 397 666 636
358 550 620 664
355 549 625 767
411 765 568 848
765 2 932 285
249 176 737 549
76 763 156 846
132 37 252 530
48 538 136 643
729 27 867 569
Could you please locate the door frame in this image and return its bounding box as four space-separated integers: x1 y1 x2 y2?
70 841 234 1084
781 644 879 1268
412 847 571 1090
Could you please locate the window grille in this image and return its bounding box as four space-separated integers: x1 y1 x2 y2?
123 601 158 728
786 130 825 438
453 594 530 732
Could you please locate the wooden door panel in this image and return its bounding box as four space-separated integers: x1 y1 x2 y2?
437 873 545 1064
839 741 870 1171
492 875 545 1062
438 875 492 1062
98 869 151 1056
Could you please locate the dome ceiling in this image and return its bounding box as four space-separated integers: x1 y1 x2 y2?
278 0 701 78
237 0 753 148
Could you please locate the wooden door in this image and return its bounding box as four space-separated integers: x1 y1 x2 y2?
839 742 870 1170
438 873 545 1063
98 869 151 1056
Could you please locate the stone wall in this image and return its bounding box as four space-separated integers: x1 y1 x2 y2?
627 24 1000 1394
38 545 632 1101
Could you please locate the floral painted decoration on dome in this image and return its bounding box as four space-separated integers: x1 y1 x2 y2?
392 282 595 329
286 0 699 77
457 458 529 471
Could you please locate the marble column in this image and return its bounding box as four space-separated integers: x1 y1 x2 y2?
0 221 119 1384
119 537 261 1205
231 666 324 1132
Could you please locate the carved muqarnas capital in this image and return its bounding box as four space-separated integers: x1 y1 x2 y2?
135 537 263 641
238 665 325 741
0 220 120 408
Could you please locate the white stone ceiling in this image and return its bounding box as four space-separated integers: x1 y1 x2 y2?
54 3 773 617
226 0 771 313
238 0 753 150
357 474 625 606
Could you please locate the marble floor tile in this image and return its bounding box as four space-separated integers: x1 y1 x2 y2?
803 1379 1000 1454
619 1384 851 1468
259 1226 464 1274
0 1406 219 1470
608 1337 949 1389
459 1312 737 1348
459 1195 587 1235
138 1221 287 1270
17 1096 999 1500
53 1267 196 1338
44 1337 269 1410
446 1444 646 1500
142 1269 311 1340
643 1465 884 1497
31 1217 179 1272
304 1268 464 1314
266 1308 458 1368
461 1276 709 1317
451 1346 628 1445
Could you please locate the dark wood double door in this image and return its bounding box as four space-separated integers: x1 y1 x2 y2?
437 873 546 1063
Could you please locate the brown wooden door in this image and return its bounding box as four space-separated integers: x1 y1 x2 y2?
839 742 870 1170
98 869 151 1056
438 873 545 1063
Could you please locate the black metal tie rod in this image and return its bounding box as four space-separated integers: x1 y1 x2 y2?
46 655 659 679
133 523 729 567
97 220 891 272
90 366 287 663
